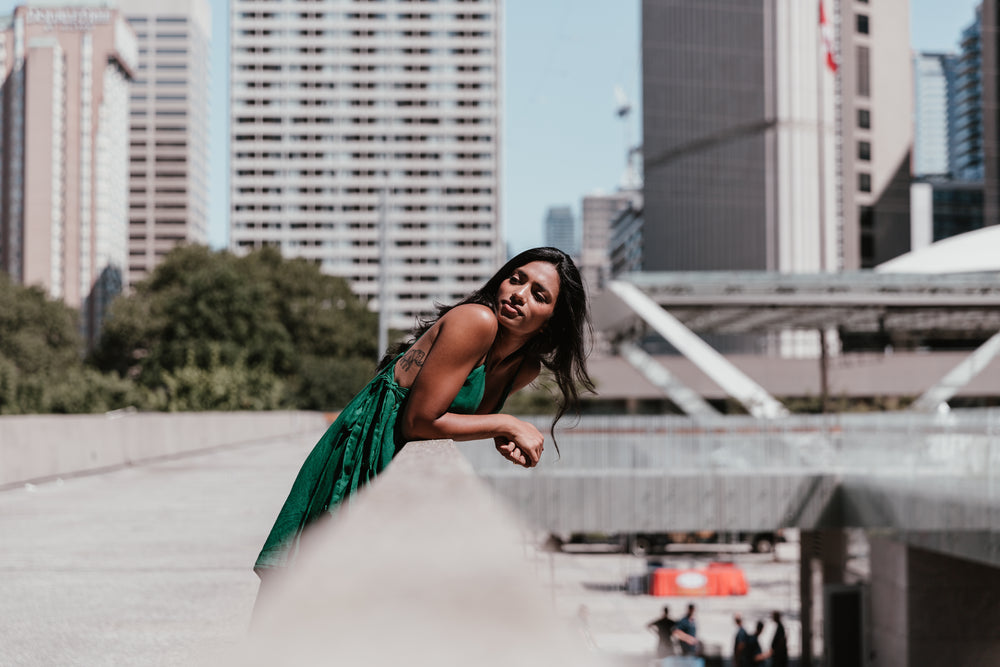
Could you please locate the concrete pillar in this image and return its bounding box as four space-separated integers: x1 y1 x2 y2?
869 536 908 667
870 535 1000 667
799 529 850 666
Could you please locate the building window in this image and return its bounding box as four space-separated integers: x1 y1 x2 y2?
856 46 870 97
858 108 871 129
859 206 874 229
858 172 872 193
858 141 871 161
861 232 874 264
856 14 869 34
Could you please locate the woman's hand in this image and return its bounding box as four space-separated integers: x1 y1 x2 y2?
494 437 528 467
494 417 545 468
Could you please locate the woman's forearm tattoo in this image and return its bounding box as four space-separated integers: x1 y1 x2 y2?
399 349 426 372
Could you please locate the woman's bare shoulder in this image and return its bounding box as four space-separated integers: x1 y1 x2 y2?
440 303 498 334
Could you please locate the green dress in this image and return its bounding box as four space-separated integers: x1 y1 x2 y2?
254 355 491 574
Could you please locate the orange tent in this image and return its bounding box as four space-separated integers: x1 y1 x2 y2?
649 562 748 597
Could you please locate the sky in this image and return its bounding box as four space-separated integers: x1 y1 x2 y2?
0 0 985 255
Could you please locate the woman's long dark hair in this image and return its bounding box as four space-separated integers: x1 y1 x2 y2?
379 247 595 450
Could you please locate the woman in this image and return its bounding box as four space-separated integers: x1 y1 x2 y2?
254 247 594 576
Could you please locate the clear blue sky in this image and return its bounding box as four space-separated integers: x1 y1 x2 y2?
0 0 984 254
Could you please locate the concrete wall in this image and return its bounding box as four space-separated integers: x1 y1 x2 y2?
0 410 327 489
870 535 1000 667
233 440 606 667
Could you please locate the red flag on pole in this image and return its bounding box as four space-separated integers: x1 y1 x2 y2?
819 1 839 73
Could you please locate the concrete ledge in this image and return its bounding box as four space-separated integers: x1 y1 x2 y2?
0 410 327 489
231 439 610 667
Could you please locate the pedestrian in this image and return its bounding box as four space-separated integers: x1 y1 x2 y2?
744 620 769 665
647 605 677 658
252 247 594 602
770 610 788 667
733 612 749 666
674 603 700 656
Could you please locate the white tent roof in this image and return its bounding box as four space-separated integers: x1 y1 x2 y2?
877 225 1000 274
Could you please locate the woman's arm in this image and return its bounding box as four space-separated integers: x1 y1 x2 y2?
398 305 546 465
491 356 543 466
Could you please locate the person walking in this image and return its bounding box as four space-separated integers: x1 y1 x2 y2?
674 603 700 656
647 605 678 658
770 611 788 667
744 620 770 665
733 613 749 666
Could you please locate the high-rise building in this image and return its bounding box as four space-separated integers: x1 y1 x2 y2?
978 1 1000 228
837 0 915 268
544 205 576 258
953 12 984 182
910 6 995 247
229 0 502 333
607 195 643 280
641 0 912 272
913 52 957 178
0 3 137 343
120 0 211 287
580 190 637 291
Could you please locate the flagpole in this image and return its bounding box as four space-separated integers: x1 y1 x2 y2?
817 1 828 273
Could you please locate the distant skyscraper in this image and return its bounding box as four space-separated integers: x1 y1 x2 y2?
952 12 984 182
229 0 502 332
641 0 913 272
120 0 211 288
0 3 137 343
608 196 643 280
544 205 576 258
838 0 915 268
580 190 637 291
913 52 957 177
976 2 1000 228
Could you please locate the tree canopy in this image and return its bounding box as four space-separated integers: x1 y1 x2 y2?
0 273 140 413
90 245 379 410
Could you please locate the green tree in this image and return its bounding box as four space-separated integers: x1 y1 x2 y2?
91 245 378 410
0 272 81 377
0 274 140 414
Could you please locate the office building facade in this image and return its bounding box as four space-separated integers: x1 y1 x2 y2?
953 12 984 182
607 196 643 280
580 190 637 291
979 1 1000 227
641 0 912 272
837 0 915 268
120 0 211 287
0 3 137 343
229 0 502 333
543 205 576 258
913 52 957 178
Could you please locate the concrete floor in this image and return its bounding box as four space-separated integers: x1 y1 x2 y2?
0 432 802 666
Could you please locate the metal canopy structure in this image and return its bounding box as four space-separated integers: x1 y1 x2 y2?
464 410 1000 569
595 271 1000 338
592 272 1000 416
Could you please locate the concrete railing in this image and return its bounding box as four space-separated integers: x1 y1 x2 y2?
0 410 328 489
227 439 608 667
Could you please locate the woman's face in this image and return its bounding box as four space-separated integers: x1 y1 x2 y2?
496 260 561 337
